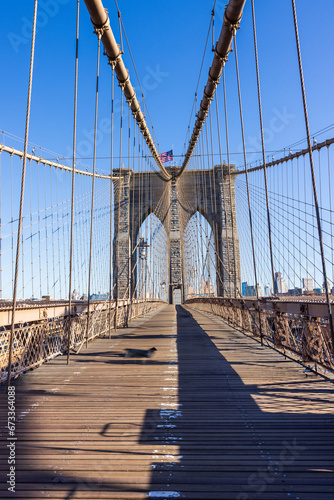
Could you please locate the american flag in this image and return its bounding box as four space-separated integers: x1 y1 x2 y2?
160 149 173 163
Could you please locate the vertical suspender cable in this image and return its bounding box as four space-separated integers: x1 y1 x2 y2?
29 160 34 297
251 0 275 296
86 34 101 347
233 33 263 344
222 65 237 297
7 0 38 391
44 166 49 293
114 87 124 329
0 152 1 298
37 163 42 295
11 155 14 293
67 0 80 364
291 0 334 348
109 66 115 338
215 93 231 296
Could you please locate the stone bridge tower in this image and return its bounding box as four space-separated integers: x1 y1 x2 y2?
112 165 241 303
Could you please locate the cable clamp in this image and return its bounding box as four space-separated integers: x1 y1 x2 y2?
108 49 123 69
208 70 220 86
92 11 110 39
223 13 240 34
203 89 214 102
214 44 232 66
119 73 130 90
126 92 136 104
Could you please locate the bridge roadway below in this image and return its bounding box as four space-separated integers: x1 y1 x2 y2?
1 305 334 499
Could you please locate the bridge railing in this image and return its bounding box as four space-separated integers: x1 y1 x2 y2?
0 298 166 383
185 297 334 372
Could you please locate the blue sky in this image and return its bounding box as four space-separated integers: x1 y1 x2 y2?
1 0 334 170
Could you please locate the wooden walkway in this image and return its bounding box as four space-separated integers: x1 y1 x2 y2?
1 304 334 499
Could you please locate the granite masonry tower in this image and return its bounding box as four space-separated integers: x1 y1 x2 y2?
113 165 241 303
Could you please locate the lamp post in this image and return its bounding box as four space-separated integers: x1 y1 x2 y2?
138 237 149 298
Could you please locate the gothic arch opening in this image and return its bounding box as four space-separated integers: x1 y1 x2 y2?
183 211 217 300
134 213 168 300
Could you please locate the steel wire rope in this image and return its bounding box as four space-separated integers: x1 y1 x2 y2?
0 152 2 298
328 147 334 285
109 65 115 338
251 0 275 296
291 0 334 346
233 32 263 343
113 0 160 150
182 2 216 156
208 106 221 296
7 0 38 390
205 116 216 294
67 0 80 362
237 176 329 270
238 177 322 288
86 34 101 347
222 65 237 297
214 92 232 296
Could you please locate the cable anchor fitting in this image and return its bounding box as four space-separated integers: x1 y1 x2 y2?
118 73 130 90
92 10 110 39
108 48 123 69
223 13 240 35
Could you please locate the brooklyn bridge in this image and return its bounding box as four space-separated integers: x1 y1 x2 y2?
0 0 333 498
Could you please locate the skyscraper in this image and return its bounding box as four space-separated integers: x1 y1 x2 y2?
274 272 288 294
302 277 313 291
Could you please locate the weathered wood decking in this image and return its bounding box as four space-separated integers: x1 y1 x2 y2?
1 305 334 499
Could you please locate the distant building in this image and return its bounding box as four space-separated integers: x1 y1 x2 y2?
242 282 248 296
90 293 108 300
302 278 313 292
288 288 303 296
264 283 271 296
244 285 256 297
243 284 262 297
274 272 288 294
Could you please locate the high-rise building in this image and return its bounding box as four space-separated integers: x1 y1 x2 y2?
242 282 248 296
302 277 313 291
274 272 288 294
264 283 271 296
244 285 256 297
